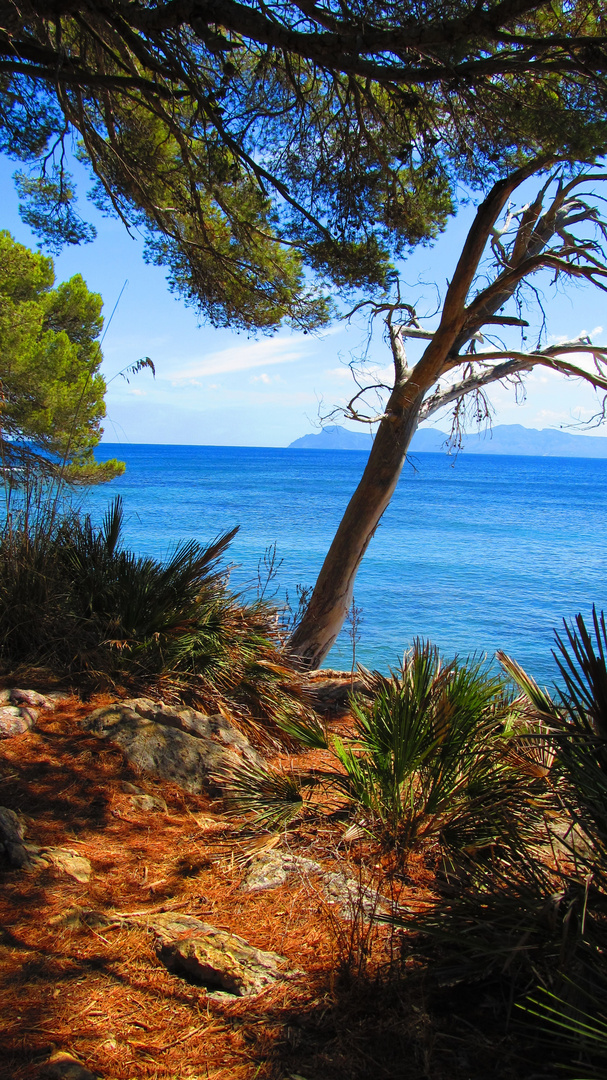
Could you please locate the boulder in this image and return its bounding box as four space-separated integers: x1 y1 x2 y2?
149 911 294 997
0 704 37 738
83 698 261 795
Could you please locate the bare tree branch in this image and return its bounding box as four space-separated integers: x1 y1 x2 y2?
420 343 607 420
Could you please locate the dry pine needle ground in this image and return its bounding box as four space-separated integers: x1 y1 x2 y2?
0 699 531 1080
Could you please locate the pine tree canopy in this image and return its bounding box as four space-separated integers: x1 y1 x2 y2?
2 1 606 329
0 230 125 486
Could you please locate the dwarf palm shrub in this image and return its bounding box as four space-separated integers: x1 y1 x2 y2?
522 977 607 1080
334 646 534 851
0 497 310 729
398 613 607 1075
223 641 547 857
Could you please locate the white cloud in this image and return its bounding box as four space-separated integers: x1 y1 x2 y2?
324 366 355 381
170 336 310 381
250 372 272 385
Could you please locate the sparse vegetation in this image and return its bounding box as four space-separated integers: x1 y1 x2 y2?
220 615 607 1077
2 490 607 1080
0 496 313 734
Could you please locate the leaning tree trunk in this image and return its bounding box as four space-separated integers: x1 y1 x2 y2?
288 390 425 668
289 158 552 668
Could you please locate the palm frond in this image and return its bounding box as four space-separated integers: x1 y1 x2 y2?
220 759 306 829
274 712 329 748
498 649 558 716
554 608 607 740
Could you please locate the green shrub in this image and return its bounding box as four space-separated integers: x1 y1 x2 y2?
396 613 607 1075
0 497 311 731
223 641 549 855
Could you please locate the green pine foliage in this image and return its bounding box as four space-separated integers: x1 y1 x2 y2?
0 231 124 486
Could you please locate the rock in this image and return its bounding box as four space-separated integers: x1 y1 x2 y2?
118 781 142 794
83 698 261 795
36 848 92 883
149 912 294 997
0 809 92 881
10 688 51 708
111 698 258 755
42 1050 98 1079
128 793 167 813
50 907 122 930
241 849 386 919
306 670 366 715
0 805 33 867
321 868 386 919
0 688 58 734
243 850 320 893
0 704 37 738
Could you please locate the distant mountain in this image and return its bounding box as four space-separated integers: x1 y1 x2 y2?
289 425 373 451
288 423 607 458
289 425 446 452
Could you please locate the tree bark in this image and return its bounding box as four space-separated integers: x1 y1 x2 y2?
288 389 425 667
287 156 581 670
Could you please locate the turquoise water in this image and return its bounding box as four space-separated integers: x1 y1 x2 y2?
85 445 607 684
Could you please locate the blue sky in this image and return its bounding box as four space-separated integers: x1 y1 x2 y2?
2 153 606 447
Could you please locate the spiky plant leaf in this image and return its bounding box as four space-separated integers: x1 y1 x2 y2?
498 650 558 717
220 759 306 829
522 979 607 1078
554 609 607 740
273 713 329 749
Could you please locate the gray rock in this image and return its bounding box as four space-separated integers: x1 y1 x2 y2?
149 912 294 997
0 805 33 867
128 793 167 813
114 698 256 755
243 850 321 893
241 849 387 919
83 698 261 794
0 704 37 738
36 848 92 883
0 806 26 846
321 869 386 919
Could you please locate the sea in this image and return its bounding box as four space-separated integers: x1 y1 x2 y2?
83 444 607 687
